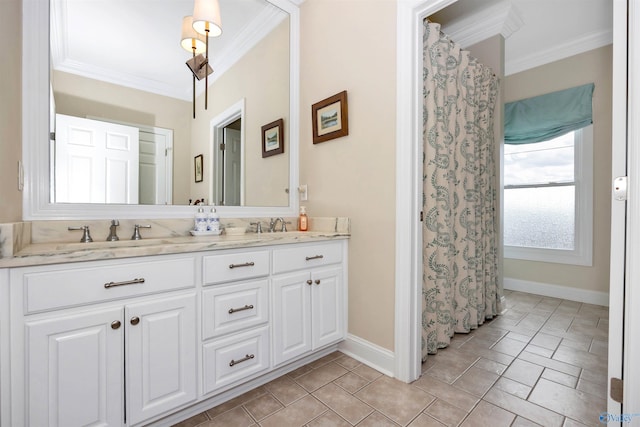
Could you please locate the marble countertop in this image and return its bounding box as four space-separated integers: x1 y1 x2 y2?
0 231 349 268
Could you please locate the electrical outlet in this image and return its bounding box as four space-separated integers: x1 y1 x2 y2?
299 184 308 201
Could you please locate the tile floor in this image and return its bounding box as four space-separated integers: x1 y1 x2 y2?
173 290 609 427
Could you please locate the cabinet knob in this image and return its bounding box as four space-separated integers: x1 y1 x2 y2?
315 279 321 285
306 279 312 285
130 316 140 326
111 320 121 330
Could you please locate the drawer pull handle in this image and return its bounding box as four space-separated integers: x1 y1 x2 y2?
229 262 255 269
305 255 324 261
130 316 140 326
229 354 255 367
315 279 321 285
228 304 254 314
104 278 145 288
111 320 121 330
306 279 313 285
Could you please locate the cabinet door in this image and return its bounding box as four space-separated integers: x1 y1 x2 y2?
26 306 124 427
126 293 197 425
311 266 344 349
272 272 312 366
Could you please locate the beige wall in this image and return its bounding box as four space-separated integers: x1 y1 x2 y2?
52 72 193 204
503 45 613 293
191 20 289 207
299 0 397 351
0 0 22 222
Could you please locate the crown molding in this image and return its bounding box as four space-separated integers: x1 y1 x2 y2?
505 29 613 75
440 0 524 48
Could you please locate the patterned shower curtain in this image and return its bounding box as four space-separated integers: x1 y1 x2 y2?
421 21 500 360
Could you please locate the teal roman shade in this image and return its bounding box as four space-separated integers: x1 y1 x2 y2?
504 83 594 145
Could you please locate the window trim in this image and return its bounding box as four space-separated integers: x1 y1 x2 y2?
504 125 593 266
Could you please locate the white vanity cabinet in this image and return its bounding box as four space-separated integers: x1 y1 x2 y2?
9 255 198 427
271 243 345 366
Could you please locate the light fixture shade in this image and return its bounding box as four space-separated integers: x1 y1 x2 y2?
180 16 206 53
192 0 222 37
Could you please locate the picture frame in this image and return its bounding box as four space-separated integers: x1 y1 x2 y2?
312 90 349 144
194 154 203 183
262 118 285 158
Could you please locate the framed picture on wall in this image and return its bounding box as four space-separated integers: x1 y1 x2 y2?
312 90 349 144
194 154 203 183
262 118 285 158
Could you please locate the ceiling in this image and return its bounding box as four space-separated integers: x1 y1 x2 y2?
431 0 613 75
51 0 613 101
50 0 288 101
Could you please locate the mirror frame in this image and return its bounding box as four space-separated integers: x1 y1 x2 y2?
22 0 300 219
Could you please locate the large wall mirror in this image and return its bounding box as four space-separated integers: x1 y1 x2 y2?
22 0 300 219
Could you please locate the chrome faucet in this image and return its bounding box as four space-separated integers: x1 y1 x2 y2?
68 225 93 243
250 221 263 234
269 217 290 232
106 220 120 241
131 224 151 240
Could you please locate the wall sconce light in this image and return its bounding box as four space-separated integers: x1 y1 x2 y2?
191 0 223 111
181 16 208 118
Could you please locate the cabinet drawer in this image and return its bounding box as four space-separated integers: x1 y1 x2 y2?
202 279 269 340
21 256 195 313
202 326 270 394
272 242 343 274
203 250 270 285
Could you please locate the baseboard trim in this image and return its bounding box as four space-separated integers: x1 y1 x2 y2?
338 334 395 378
504 277 609 306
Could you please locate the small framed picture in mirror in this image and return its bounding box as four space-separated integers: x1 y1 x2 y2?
262 118 285 158
312 90 349 144
194 154 203 182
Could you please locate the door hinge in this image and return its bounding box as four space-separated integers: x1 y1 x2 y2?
420 211 424 222
611 377 623 403
614 176 628 201
219 143 226 151
49 131 55 141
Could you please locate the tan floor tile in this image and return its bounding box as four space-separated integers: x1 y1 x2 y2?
541 368 578 388
460 400 516 427
306 410 350 427
589 339 608 357
529 378 606 427
260 395 327 427
512 416 544 426
287 364 315 379
452 366 499 397
518 351 582 377
491 336 528 357
172 412 210 427
502 359 544 387
518 313 549 331
425 399 468 426
484 387 564 427
352 363 383 382
264 375 308 406
425 358 475 384
576 377 607 400
493 377 531 399
563 418 591 427
313 383 373 424
333 371 370 394
357 411 400 427
205 387 267 419
472 357 507 375
307 352 343 370
355 376 435 425
457 344 515 366
524 344 554 358
295 362 349 392
553 346 608 373
413 374 479 412
243 394 283 421
531 332 562 350
333 354 362 370
580 368 607 386
507 331 533 343
408 413 447 427
203 406 255 427
567 324 608 340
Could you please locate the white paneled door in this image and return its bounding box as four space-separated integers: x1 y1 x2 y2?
55 114 139 204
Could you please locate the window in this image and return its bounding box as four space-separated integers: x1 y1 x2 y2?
503 126 593 265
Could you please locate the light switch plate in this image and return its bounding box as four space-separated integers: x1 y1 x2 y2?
299 184 308 201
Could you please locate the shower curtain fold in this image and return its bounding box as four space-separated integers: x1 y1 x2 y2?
421 21 500 360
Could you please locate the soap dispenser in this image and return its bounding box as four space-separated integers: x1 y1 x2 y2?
195 207 208 232
207 205 220 231
299 206 308 231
